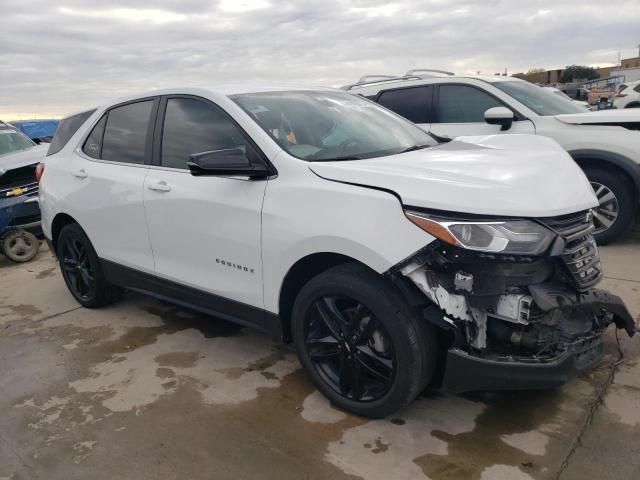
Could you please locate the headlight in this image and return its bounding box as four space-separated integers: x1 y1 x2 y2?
405 210 555 255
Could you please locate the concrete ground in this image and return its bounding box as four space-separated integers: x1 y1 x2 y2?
0 234 638 480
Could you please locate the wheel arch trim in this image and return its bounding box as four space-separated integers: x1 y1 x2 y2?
569 149 640 204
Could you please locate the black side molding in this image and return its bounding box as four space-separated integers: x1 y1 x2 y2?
100 259 285 340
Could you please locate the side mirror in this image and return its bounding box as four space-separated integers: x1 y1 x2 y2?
187 147 270 179
484 107 514 131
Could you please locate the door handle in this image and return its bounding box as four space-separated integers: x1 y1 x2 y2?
72 169 88 179
147 180 171 192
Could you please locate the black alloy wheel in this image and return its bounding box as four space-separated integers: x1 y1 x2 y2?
60 235 95 301
305 295 396 402
292 263 438 418
56 223 123 308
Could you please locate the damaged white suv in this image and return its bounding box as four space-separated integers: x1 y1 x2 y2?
40 87 635 418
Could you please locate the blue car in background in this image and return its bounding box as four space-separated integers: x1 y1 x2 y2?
9 119 59 144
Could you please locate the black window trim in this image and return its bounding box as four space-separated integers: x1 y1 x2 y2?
151 94 277 177
433 82 527 123
78 96 160 167
373 84 435 124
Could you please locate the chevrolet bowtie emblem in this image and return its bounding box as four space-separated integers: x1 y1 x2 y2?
6 187 27 197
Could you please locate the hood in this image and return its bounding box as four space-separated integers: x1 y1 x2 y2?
0 144 48 176
309 134 597 217
555 109 640 125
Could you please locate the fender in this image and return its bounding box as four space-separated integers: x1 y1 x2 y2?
569 149 640 204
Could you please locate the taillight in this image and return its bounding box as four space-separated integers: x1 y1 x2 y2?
35 163 45 183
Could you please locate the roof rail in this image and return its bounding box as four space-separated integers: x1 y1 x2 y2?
357 75 398 83
405 69 455 76
341 75 423 91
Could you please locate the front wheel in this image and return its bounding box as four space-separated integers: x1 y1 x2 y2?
291 263 438 418
1 230 40 263
584 167 635 245
56 223 122 308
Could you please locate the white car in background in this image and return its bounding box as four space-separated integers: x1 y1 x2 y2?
38 86 635 417
348 73 640 244
613 80 640 109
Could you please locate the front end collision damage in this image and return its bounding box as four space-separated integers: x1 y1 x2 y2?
389 237 635 394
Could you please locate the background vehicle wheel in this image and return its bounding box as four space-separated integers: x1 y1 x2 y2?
291 263 438 418
1 230 40 263
56 223 123 308
584 167 635 245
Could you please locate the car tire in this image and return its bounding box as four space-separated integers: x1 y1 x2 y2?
625 103 640 108
291 263 438 418
56 223 123 308
583 167 635 245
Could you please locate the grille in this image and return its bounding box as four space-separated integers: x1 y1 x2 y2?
0 181 39 199
540 210 602 290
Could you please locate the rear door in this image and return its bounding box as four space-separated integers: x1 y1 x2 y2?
72 98 158 272
142 95 268 315
375 85 433 132
429 83 535 139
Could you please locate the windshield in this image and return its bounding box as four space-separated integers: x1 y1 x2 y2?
0 130 36 157
494 81 586 116
232 91 437 161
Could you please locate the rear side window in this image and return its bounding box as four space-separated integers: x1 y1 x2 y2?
47 109 96 156
160 97 255 170
100 101 154 164
82 116 106 159
436 85 503 123
377 86 433 124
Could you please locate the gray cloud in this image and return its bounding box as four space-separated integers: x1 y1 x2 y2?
1 0 639 117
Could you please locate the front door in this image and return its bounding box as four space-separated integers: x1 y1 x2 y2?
429 84 535 139
143 96 268 314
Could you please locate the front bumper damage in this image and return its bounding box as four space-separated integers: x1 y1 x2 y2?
392 231 636 393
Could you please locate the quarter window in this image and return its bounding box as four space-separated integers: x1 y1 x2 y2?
436 85 503 123
100 101 154 164
377 86 433 124
161 97 255 170
47 109 95 156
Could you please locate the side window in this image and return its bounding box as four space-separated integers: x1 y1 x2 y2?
47 109 96 156
436 85 504 123
377 86 432 124
161 97 255 170
634 84 640 93
101 101 154 164
82 115 106 159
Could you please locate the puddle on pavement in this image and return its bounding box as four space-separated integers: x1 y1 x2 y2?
415 390 563 480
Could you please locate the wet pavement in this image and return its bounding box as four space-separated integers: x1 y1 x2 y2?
0 235 638 480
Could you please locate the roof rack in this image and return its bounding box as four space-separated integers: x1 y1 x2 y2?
341 75 423 91
405 69 455 76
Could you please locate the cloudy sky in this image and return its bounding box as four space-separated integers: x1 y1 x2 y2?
1 0 639 118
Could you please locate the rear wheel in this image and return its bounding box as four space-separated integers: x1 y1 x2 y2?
292 263 438 418
584 167 635 245
56 223 122 307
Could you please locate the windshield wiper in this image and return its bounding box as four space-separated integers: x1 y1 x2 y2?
399 144 432 153
310 155 362 162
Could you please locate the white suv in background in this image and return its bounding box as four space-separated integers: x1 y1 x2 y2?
348 73 640 244
39 86 634 417
613 80 640 110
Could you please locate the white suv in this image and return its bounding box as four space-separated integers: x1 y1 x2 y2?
613 80 640 110
39 87 635 417
348 73 640 244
